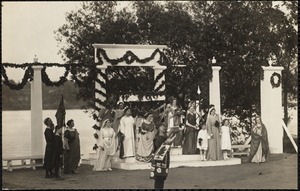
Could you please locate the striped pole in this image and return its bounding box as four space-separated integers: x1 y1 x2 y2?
95 66 107 127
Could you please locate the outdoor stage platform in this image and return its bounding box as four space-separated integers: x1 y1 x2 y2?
81 148 241 170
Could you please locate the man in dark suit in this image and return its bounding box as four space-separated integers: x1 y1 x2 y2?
52 126 64 180
44 117 55 178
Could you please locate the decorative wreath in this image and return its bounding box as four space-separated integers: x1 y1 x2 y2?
270 72 281 88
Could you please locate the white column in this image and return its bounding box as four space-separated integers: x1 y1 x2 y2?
95 66 107 126
261 66 284 153
31 66 43 156
209 66 221 115
153 66 167 100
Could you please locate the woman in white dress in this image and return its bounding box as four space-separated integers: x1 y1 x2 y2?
220 119 231 160
93 119 116 171
119 108 136 158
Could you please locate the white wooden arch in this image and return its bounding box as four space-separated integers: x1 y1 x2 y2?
93 44 167 115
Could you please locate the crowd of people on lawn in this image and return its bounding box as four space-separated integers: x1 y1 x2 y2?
43 97 269 187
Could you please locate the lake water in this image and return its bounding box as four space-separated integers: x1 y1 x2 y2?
2 108 298 159
2 109 96 159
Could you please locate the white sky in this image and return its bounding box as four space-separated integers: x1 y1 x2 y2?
2 2 83 81
1 1 293 82
1 1 129 81
2 1 82 64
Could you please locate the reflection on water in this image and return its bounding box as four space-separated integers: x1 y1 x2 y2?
2 110 96 159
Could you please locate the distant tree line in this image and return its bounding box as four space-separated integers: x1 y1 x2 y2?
2 80 86 110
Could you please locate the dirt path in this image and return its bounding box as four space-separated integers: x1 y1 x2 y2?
2 153 297 189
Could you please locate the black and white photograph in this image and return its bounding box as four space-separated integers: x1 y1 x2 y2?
2 1 298 189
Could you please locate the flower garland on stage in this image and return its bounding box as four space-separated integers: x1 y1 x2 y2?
270 72 281 88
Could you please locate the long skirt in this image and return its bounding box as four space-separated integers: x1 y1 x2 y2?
136 132 156 162
93 147 113 171
173 130 184 147
207 127 222 160
182 129 198 154
123 137 135 157
64 138 81 173
251 142 265 163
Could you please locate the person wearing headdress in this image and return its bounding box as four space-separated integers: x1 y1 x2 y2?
43 117 55 178
119 107 136 158
112 101 125 155
93 119 116 171
63 119 81 174
182 102 200 154
98 100 115 129
112 101 125 133
248 116 269 163
206 107 222 160
165 98 184 147
201 104 215 124
136 113 157 162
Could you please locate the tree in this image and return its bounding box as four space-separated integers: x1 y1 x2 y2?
189 1 297 119
55 1 297 119
55 2 145 108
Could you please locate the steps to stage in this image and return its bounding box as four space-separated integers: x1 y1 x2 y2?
82 148 241 170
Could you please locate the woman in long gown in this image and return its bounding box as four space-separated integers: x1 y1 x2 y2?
64 119 81 174
206 108 222 160
248 116 269 163
93 119 116 171
136 113 157 162
119 108 136 158
98 101 114 129
165 98 184 147
182 105 200 154
112 102 124 153
113 102 125 133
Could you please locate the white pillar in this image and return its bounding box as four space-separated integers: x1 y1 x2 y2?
261 66 284 154
153 66 167 100
31 66 43 156
95 66 107 126
209 66 221 115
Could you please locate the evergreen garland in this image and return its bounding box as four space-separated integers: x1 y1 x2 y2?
154 80 166 92
95 78 107 89
2 57 167 102
41 65 70 87
1 65 33 90
96 48 168 66
270 72 281 88
94 88 107 98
